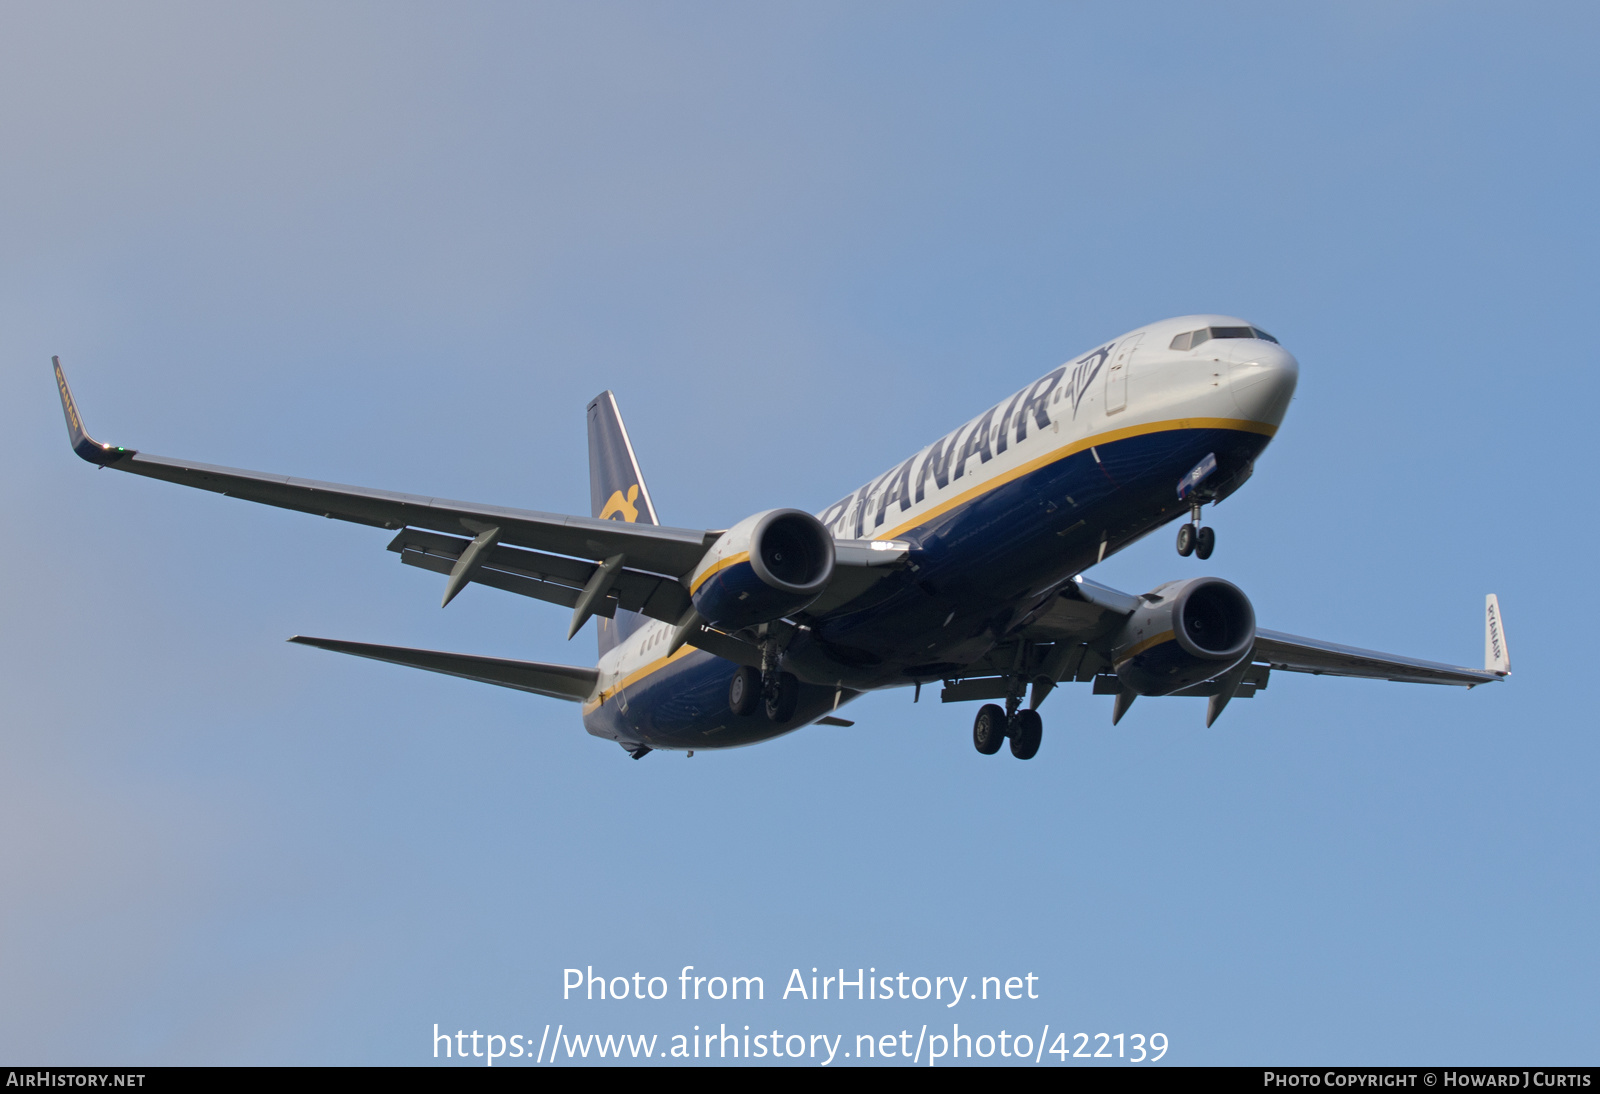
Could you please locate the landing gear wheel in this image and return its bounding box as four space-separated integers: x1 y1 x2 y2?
728 666 760 717
764 672 799 723
1195 525 1215 560
1176 524 1196 557
973 704 1006 755
1009 709 1043 760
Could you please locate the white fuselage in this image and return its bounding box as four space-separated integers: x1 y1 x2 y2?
591 314 1298 716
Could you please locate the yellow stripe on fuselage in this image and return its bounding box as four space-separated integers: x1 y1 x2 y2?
873 416 1275 544
583 641 703 715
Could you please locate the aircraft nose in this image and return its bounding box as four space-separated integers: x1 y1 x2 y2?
1229 347 1298 426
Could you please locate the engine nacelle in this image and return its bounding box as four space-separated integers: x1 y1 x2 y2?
689 509 835 631
1112 577 1256 696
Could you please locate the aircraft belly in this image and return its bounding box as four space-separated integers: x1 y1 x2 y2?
807 426 1270 688
581 648 842 751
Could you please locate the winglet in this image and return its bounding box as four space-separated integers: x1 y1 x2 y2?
53 357 133 466
1485 594 1511 676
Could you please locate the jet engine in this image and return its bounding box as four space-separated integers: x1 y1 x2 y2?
689 509 835 631
1112 577 1256 696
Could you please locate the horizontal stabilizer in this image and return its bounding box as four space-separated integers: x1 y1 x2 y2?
289 636 598 702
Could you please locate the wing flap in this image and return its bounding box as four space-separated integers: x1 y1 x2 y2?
385 528 692 624
289 636 599 702
396 547 592 612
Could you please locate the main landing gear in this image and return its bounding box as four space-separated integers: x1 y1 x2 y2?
728 648 800 725
1176 502 1215 560
972 702 1044 760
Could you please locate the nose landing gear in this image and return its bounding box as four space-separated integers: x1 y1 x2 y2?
1176 502 1215 560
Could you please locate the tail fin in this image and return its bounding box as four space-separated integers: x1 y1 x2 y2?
588 391 659 527
1485 593 1511 676
586 391 658 655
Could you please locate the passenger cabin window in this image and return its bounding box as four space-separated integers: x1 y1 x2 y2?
1169 325 1279 350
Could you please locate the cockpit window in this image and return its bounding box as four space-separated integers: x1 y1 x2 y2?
1170 325 1279 350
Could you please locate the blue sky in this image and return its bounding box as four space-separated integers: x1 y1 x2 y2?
1 2 1595 1065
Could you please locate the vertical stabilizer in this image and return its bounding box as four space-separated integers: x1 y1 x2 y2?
1485 594 1511 675
587 391 659 527
586 392 658 655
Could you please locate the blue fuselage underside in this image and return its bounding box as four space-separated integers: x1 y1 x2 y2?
583 425 1269 751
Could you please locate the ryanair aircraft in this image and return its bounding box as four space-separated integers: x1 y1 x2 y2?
54 314 1510 761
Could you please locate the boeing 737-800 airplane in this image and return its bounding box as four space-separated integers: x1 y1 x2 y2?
54 314 1510 760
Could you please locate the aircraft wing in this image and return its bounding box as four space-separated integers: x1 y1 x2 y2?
1017 577 1506 687
55 360 909 628
56 358 711 575
289 636 599 701
1250 630 1499 687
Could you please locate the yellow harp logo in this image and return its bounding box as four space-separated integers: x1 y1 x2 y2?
601 484 641 523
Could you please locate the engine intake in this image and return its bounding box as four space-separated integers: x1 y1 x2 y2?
1112 577 1256 696
690 509 835 631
